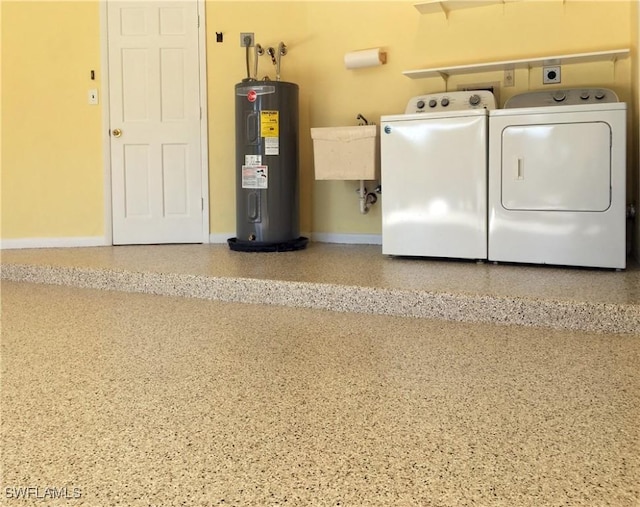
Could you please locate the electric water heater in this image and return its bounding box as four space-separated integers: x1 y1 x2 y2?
228 81 307 252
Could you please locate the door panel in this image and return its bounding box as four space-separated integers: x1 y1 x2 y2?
123 145 151 217
108 0 203 245
501 122 611 211
160 49 187 121
162 144 189 215
121 48 150 122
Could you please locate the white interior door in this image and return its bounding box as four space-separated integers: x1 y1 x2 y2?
108 0 204 245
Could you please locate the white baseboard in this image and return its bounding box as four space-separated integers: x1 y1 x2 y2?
209 233 235 244
1 233 382 249
210 232 381 245
0 236 108 250
310 233 382 245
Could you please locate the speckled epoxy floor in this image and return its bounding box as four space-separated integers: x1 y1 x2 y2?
2 243 640 334
1 281 639 506
2 243 640 304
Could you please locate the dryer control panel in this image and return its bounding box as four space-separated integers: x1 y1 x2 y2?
405 90 496 114
504 88 619 108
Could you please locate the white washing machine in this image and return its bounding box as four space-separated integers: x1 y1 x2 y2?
381 91 496 259
488 88 626 269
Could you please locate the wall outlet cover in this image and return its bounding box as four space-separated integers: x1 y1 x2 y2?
543 66 561 84
240 32 254 47
504 69 515 88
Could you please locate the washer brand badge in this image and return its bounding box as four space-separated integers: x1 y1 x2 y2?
247 90 257 103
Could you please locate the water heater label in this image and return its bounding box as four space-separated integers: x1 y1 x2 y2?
260 111 279 137
245 155 262 166
264 137 279 155
242 165 268 189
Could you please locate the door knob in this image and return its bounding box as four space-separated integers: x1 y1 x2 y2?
112 128 122 138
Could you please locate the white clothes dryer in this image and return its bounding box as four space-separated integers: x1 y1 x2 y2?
381 91 496 259
488 88 626 269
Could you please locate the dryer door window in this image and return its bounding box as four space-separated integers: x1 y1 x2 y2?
501 122 611 212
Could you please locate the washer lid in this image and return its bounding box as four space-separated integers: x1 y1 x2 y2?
382 108 489 123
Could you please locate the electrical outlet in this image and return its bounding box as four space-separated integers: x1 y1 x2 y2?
543 66 561 84
240 32 254 47
504 69 515 88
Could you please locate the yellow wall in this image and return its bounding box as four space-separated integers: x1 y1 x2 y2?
208 0 634 237
634 0 640 261
1 1 103 240
206 2 311 235
1 0 637 247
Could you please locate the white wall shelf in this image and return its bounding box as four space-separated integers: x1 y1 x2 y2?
414 1 501 17
414 0 565 18
402 49 630 80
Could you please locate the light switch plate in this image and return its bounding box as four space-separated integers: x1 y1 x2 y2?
88 89 99 105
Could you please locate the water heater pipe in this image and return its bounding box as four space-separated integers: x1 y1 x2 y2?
253 44 264 80
276 42 287 81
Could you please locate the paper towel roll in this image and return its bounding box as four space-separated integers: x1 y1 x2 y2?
344 48 386 69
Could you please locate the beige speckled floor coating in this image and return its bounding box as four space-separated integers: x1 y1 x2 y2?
1 281 639 506
1 243 639 333
2 243 640 303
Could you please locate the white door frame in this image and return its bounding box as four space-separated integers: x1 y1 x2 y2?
99 0 210 246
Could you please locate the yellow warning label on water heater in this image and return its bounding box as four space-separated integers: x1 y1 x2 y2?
260 110 279 137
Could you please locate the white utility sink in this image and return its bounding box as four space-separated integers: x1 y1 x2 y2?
311 125 378 180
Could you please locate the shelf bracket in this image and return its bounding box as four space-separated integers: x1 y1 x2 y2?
437 2 450 19
437 71 450 90
612 55 620 82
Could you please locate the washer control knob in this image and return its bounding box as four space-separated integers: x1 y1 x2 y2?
595 90 606 100
552 91 566 103
469 94 481 106
441 97 450 107
416 100 425 109
580 91 590 100
428 99 437 108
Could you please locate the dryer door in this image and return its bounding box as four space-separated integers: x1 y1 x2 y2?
501 122 611 211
